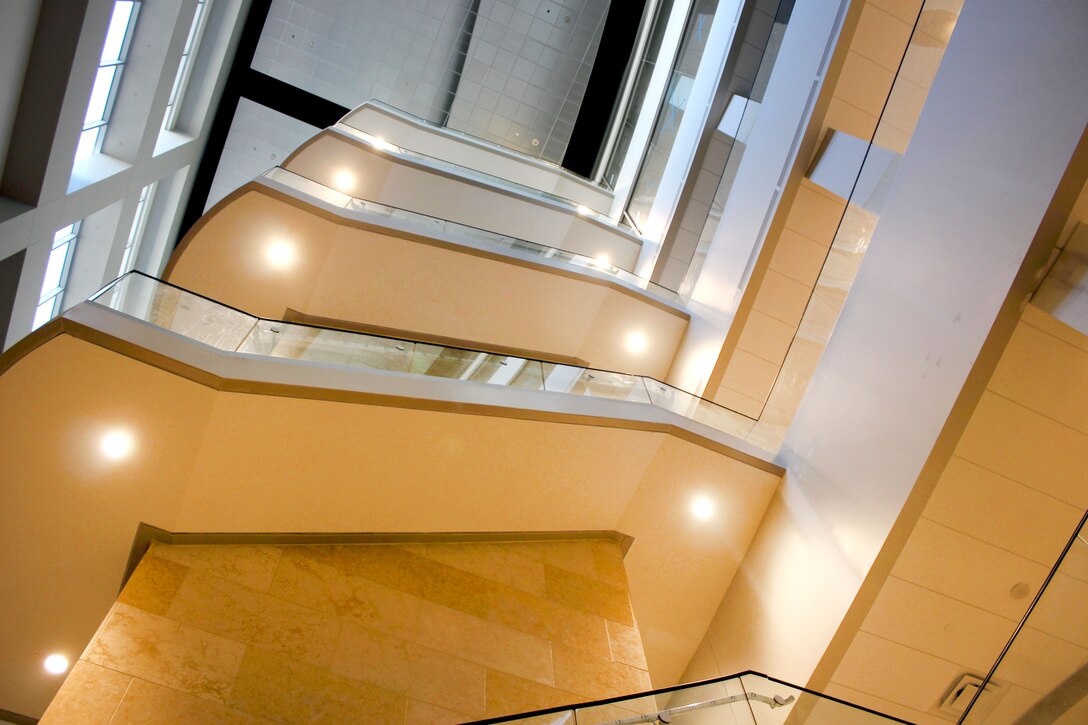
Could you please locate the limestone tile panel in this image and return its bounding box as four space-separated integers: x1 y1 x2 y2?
821 683 947 725
118 553 190 616
955 392 1088 508
833 51 897 119
166 568 340 668
823 97 879 141
712 385 764 419
406 698 473 725
891 518 1047 620
820 247 864 289
1064 538 1088 584
785 182 847 244
540 541 600 580
332 622 487 718
860 576 1013 671
736 310 796 365
551 643 652 700
981 684 1042 725
995 626 1088 695
591 541 629 589
151 543 283 592
1026 573 1088 649
866 0 922 24
485 669 581 718
38 660 131 725
782 335 824 376
401 542 546 596
413 598 555 685
922 456 1081 566
988 320 1088 435
719 349 780 403
850 3 914 71
226 647 406 725
606 620 648 670
110 678 273 724
835 204 877 253
1022 304 1088 353
752 270 812 327
881 76 927 138
267 548 421 639
831 631 959 713
486 583 611 660
872 122 912 155
898 44 945 90
85 603 245 704
544 565 634 626
770 228 829 288
299 545 495 619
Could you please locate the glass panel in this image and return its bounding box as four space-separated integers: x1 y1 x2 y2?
543 365 652 404
75 127 100 161
183 1 206 54
40 243 70 297
32 299 56 330
240 321 414 373
737 673 895 725
101 1 135 63
646 380 757 439
94 274 256 350
961 517 1088 725
53 225 76 243
84 65 117 126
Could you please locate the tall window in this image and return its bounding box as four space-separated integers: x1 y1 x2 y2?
118 182 157 275
163 0 211 130
76 1 140 162
33 223 82 330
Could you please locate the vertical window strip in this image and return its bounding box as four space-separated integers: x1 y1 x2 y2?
118 182 157 275
164 0 211 130
75 1 140 162
33 223 82 330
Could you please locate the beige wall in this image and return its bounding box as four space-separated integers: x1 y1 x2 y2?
0 331 781 714
41 539 649 723
168 189 688 379
707 0 955 431
818 305 1088 723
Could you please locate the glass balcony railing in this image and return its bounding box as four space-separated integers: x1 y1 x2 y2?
330 122 631 233
89 272 757 440
344 100 596 184
464 670 908 724
262 167 685 304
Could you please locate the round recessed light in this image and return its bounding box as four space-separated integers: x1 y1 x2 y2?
264 239 297 270
691 495 715 521
576 204 591 216
43 654 69 675
593 253 611 268
332 170 356 193
101 429 134 460
625 330 648 355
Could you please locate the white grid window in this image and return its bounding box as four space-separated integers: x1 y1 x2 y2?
33 223 82 330
75 1 140 162
118 182 157 275
164 0 212 130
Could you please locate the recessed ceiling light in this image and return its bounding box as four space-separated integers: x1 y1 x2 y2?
43 654 69 675
101 429 134 460
332 170 356 193
625 330 648 355
264 239 297 270
593 253 611 268
576 204 591 216
691 495 715 521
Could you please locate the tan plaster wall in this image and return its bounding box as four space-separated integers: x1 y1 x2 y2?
41 540 650 723
168 189 687 378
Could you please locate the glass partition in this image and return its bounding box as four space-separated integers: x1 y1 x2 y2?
960 513 1088 724
462 670 908 725
263 167 684 304
88 273 761 443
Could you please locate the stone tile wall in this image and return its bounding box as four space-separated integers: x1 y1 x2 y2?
40 539 650 724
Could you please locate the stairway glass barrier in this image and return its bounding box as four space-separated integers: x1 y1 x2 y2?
262 167 684 304
89 272 758 440
465 671 908 725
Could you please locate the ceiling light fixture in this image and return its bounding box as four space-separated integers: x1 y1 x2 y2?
264 239 297 270
576 204 591 216
100 429 134 460
625 330 649 355
691 495 715 521
332 170 356 193
43 654 69 675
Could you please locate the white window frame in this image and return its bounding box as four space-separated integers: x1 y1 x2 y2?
33 223 82 330
164 0 212 130
118 182 158 275
75 1 141 162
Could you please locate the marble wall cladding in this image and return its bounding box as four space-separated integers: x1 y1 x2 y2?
40 538 650 724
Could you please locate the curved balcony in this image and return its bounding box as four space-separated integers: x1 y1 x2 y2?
283 125 645 270
167 173 687 379
341 100 614 214
0 274 782 712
